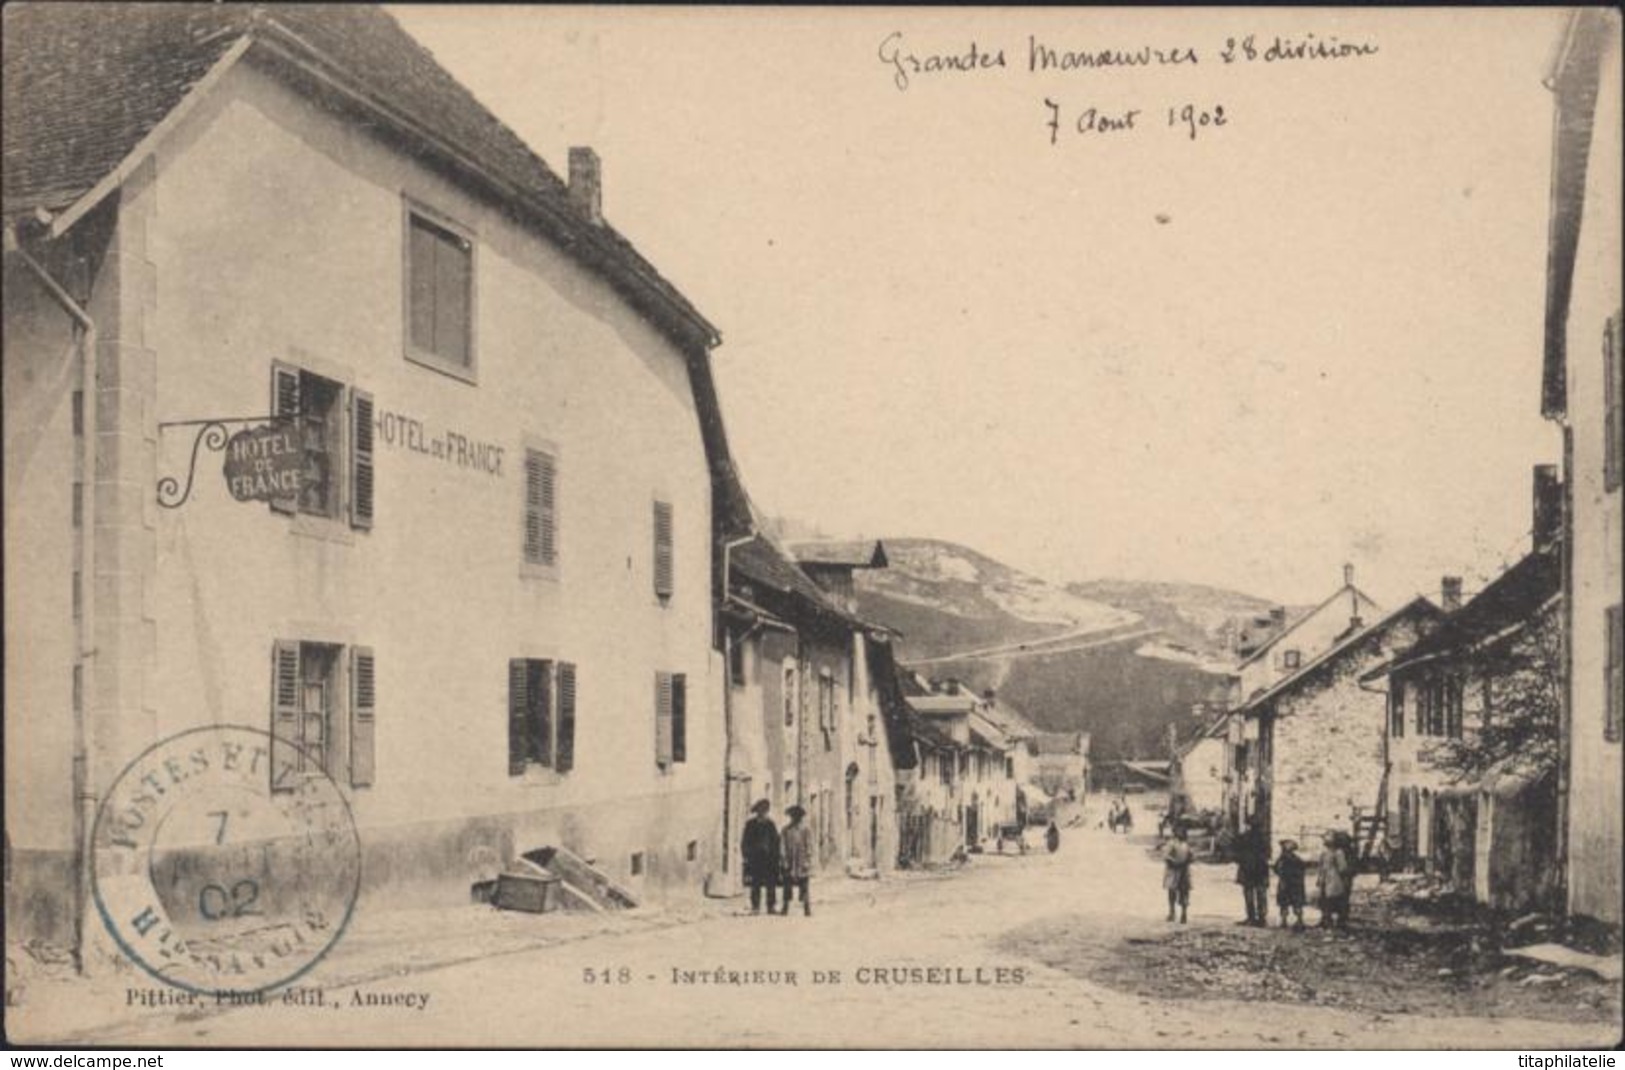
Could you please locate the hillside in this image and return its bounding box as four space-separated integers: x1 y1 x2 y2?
1066 578 1288 657
834 537 1278 763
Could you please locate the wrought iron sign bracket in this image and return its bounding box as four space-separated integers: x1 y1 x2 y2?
155 413 295 509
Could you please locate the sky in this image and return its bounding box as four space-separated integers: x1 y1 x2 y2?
390 5 1569 607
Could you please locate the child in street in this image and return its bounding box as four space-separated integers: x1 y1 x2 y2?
1161 825 1193 923
1273 838 1307 930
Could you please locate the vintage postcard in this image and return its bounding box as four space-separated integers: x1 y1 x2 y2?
3 3 1621 1050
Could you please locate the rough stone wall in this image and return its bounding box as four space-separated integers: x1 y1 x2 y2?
1268 624 1424 845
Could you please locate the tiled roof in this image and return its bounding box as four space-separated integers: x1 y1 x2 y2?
1387 547 1560 674
1032 732 1085 756
1241 596 1444 713
982 700 1038 739
3 2 716 345
3 2 245 214
732 534 857 626
789 540 889 569
1235 584 1381 670
908 694 979 715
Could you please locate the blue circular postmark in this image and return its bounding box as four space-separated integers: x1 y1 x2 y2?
90 724 361 997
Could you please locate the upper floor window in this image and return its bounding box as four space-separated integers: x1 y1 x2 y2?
405 208 474 380
1389 685 1405 739
1414 676 1463 739
271 363 372 530
653 500 674 600
522 448 558 570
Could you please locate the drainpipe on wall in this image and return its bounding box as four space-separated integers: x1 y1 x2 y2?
1357 673 1393 828
13 232 98 976
713 533 754 893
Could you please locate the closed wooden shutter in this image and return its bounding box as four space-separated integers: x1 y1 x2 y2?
653 500 674 598
655 672 674 767
349 646 376 788
671 673 687 764
271 640 302 791
524 451 557 566
556 661 577 773
508 659 530 775
270 365 300 514
1607 606 1623 744
350 389 375 531
1606 314 1621 492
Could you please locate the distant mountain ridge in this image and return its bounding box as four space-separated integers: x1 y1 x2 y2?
788 533 1287 762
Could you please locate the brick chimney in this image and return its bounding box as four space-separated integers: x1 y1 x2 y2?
982 688 997 707
1270 607 1287 626
568 147 602 225
1533 464 1563 548
1441 575 1463 612
1343 563 1355 588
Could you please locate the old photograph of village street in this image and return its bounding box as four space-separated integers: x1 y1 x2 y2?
3 2 1622 1051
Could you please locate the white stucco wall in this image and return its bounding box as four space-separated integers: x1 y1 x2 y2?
1563 23 1623 927
68 61 721 899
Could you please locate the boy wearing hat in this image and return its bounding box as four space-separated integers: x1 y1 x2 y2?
779 804 813 916
1273 838 1307 930
741 799 780 915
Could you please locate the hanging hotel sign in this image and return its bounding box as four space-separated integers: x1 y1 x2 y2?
223 423 303 502
155 414 298 510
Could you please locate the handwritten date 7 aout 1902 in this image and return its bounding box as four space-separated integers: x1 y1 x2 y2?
1044 99 1227 144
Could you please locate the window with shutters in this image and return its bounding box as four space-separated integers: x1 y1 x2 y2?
655 671 687 769
1605 313 1622 493
521 445 559 575
653 499 674 601
270 362 373 532
271 640 373 791
817 669 836 751
508 658 576 776
404 205 475 381
1606 605 1622 744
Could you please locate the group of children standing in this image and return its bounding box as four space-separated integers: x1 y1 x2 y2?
1159 816 1355 929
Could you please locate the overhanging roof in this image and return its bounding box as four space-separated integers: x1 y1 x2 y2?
2 2 719 348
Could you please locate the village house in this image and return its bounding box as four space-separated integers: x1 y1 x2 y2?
978 689 1044 818
892 672 968 867
1226 590 1444 850
716 534 898 890
1367 520 1562 913
1233 567 1384 704
3 3 744 950
905 680 1020 850
1541 7 1623 931
1171 714 1230 817
1032 731 1091 801
788 539 888 616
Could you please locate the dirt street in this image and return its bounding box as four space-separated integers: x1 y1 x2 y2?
27 800 1624 1048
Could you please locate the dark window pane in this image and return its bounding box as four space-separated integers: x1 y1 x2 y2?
409 220 438 354
434 231 471 367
